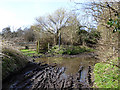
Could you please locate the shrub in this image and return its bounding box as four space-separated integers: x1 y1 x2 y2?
48 45 94 55
48 45 66 55
24 29 36 42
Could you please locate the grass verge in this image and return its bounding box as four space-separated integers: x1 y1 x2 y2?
93 58 119 88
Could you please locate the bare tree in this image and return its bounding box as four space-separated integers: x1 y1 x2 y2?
35 8 79 45
75 0 120 63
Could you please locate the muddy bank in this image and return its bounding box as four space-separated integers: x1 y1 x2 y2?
2 61 93 89
32 52 98 59
2 47 28 80
2 49 97 89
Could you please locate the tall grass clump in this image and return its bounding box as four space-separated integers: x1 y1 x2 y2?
2 47 28 80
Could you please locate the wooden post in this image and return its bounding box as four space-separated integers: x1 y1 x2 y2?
48 43 49 51
36 40 40 53
38 41 40 53
36 41 38 53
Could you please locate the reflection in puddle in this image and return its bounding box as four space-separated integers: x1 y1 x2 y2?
60 73 68 80
35 56 97 80
80 67 88 84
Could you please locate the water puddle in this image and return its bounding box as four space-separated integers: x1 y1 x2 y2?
35 56 97 81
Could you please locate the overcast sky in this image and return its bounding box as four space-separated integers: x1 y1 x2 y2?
0 0 84 32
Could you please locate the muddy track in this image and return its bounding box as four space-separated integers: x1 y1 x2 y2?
2 61 93 89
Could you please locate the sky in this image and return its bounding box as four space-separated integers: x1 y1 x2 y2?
0 0 118 32
0 0 86 32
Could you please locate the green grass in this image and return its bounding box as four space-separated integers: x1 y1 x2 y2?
20 49 29 52
20 46 95 56
93 58 119 88
20 49 36 53
20 49 43 56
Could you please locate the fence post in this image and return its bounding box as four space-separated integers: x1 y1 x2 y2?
48 43 49 51
36 40 40 53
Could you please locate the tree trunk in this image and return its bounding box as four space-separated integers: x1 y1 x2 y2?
54 35 58 45
59 33 61 50
82 40 86 46
54 30 59 45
